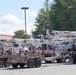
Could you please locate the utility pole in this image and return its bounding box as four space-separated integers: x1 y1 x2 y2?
21 7 29 34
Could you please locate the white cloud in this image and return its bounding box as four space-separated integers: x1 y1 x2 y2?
0 14 35 35
0 14 23 24
0 24 10 28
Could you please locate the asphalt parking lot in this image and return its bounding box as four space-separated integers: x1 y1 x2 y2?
0 62 76 75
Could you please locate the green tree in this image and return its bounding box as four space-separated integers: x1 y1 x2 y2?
50 0 76 31
32 0 51 38
14 30 30 39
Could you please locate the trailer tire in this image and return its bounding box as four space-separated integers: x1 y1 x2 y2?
19 63 25 68
4 60 10 67
35 59 41 67
12 64 18 68
27 59 35 68
4 59 10 67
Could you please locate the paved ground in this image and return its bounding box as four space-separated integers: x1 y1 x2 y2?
0 62 76 75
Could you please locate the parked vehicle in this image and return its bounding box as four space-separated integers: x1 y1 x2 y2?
0 40 42 68
40 39 72 63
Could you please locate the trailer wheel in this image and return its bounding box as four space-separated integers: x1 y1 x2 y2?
35 59 41 67
27 59 35 68
12 64 18 68
4 59 10 67
19 63 25 68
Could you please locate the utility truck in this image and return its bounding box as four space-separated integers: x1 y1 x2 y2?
36 30 73 63
39 39 72 63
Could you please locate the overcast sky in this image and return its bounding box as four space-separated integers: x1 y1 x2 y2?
0 0 53 35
